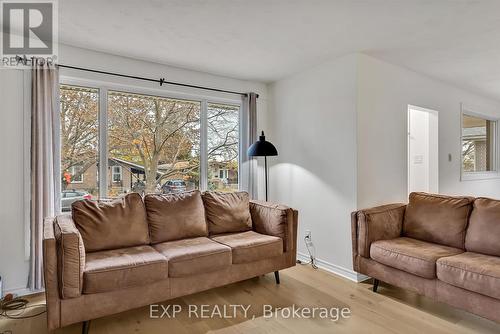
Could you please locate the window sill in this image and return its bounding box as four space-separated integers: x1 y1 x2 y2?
461 172 500 181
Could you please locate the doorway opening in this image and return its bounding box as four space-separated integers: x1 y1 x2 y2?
407 105 439 195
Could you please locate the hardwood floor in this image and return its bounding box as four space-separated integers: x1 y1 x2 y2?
1 265 499 333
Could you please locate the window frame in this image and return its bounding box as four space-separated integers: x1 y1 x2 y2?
219 168 229 179
60 75 244 198
111 165 122 183
460 104 500 181
69 165 84 183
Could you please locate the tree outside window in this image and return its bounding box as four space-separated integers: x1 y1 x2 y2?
60 85 241 201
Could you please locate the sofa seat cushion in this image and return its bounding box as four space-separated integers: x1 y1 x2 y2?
83 245 168 294
437 252 500 300
370 237 463 278
211 231 283 264
153 237 231 277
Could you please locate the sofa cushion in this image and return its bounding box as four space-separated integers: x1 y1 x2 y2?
153 237 231 277
83 245 168 294
465 198 500 256
144 191 207 243
202 191 252 234
370 237 463 278
403 192 474 249
437 252 500 300
211 231 283 264
72 193 149 252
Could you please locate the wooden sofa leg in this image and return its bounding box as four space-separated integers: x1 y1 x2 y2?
82 320 90 334
274 271 280 284
372 279 379 292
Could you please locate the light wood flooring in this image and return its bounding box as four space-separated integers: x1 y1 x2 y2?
1 265 500 333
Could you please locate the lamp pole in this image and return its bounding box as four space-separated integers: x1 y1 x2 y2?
264 156 268 201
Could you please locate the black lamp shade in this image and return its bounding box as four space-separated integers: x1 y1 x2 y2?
247 131 278 157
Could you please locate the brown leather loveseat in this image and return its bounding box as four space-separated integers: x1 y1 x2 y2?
351 192 500 323
43 191 298 331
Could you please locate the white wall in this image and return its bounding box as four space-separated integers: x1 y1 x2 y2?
268 53 500 281
0 44 268 294
267 54 358 280
0 70 30 295
357 54 500 208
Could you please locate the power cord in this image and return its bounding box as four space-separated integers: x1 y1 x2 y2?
0 294 46 320
296 234 318 269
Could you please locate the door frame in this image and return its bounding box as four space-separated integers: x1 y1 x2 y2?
407 104 439 195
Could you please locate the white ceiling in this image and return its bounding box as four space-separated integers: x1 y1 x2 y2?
60 0 500 100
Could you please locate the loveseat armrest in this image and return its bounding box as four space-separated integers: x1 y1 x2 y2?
43 216 60 329
52 214 86 299
250 200 298 253
351 203 406 263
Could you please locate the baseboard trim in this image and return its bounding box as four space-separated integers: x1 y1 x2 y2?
3 287 43 297
297 252 370 283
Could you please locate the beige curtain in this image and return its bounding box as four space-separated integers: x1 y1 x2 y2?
29 61 61 290
242 92 258 198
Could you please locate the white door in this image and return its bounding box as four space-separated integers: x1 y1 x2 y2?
408 105 439 194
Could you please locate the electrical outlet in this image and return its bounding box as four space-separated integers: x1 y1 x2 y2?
305 230 311 240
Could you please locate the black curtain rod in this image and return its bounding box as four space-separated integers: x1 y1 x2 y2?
57 64 252 97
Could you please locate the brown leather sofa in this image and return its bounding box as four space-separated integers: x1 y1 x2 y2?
352 192 500 323
43 191 298 332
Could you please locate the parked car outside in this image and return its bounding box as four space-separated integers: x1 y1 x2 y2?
161 180 187 194
61 190 92 211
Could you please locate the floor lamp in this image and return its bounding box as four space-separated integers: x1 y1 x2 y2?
247 131 278 201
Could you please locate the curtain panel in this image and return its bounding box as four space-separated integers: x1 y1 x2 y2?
29 62 61 290
241 92 258 199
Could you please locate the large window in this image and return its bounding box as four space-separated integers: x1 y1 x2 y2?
60 85 99 199
107 91 201 197
207 103 239 192
60 84 241 201
462 113 497 174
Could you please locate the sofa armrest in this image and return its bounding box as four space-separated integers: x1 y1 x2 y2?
250 200 298 253
351 203 406 263
52 214 86 299
43 216 61 330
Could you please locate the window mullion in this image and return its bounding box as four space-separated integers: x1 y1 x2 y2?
98 87 108 198
200 100 208 191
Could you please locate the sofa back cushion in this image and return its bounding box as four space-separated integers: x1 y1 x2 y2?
202 191 252 234
465 198 500 256
72 193 149 252
403 192 474 249
144 190 207 243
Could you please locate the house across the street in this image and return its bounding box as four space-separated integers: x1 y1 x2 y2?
63 158 238 198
